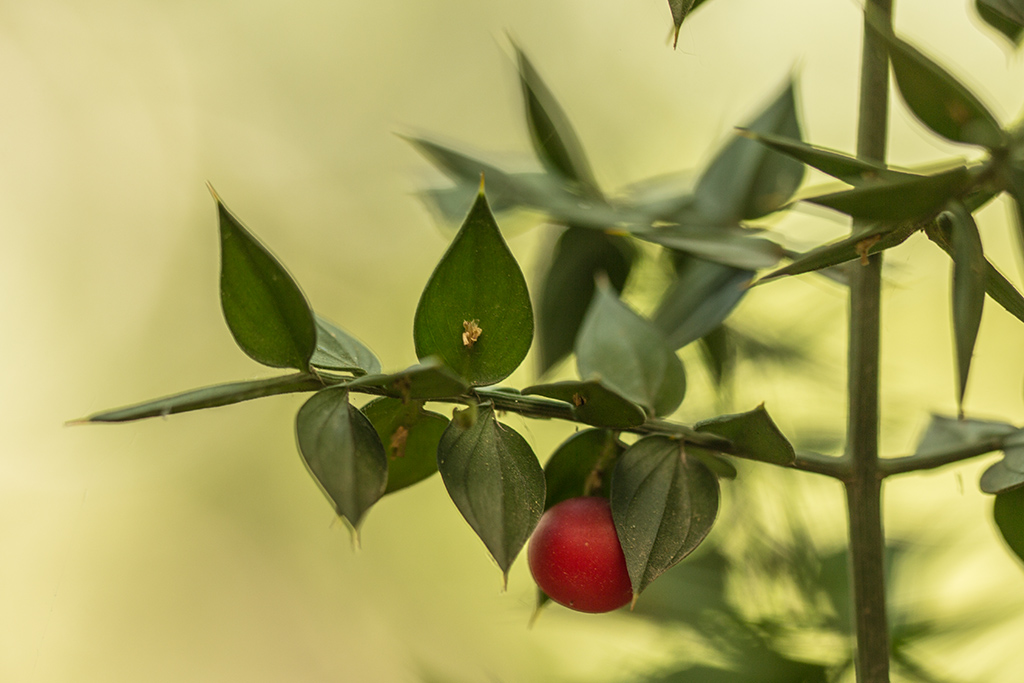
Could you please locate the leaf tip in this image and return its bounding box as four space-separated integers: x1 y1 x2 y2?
629 592 639 611
64 418 90 427
205 181 222 204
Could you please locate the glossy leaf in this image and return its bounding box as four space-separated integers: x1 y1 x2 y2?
361 397 448 495
759 222 916 282
346 358 469 401
694 81 805 223
437 404 545 580
214 189 317 370
695 404 796 465
977 0 1024 47
610 435 720 596
576 279 686 416
414 189 534 386
803 166 970 222
633 224 784 270
310 315 381 376
947 204 986 410
522 380 647 429
654 258 754 350
536 227 635 375
994 486 1024 565
514 45 600 196
981 459 1024 494
295 387 388 530
542 429 624 509
76 373 323 423
914 414 1016 456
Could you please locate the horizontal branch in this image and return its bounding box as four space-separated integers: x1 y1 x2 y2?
879 437 1006 475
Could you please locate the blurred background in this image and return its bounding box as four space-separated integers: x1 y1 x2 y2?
5 0 1024 680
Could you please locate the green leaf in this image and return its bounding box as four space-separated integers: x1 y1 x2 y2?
437 403 545 581
213 188 317 370
653 258 754 350
686 446 737 480
610 435 720 596
667 0 710 47
75 373 323 423
802 166 970 222
347 358 469 401
977 0 1024 47
414 189 534 386
361 397 448 495
947 204 986 411
576 278 686 416
994 486 1024 565
521 380 647 429
914 414 1016 456
759 222 916 282
694 81 805 223
981 459 1024 494
309 315 381 376
295 387 388 531
514 45 601 196
697 325 732 391
542 429 624 509
632 224 784 270
695 404 796 465
875 25 1007 148
536 227 635 375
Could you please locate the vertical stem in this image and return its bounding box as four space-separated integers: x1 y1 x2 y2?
847 1 893 681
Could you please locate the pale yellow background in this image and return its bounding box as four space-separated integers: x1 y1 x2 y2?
5 0 1024 681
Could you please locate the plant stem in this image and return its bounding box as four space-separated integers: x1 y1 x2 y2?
846 1 894 680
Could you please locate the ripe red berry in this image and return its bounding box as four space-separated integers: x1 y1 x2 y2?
528 496 633 613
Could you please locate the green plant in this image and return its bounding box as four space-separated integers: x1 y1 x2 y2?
73 1 1024 680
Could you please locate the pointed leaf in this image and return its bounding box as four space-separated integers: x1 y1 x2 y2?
214 190 317 370
667 0 711 46
522 380 646 429
310 315 381 376
437 404 545 579
295 387 387 529
947 204 986 410
994 486 1024 565
77 373 323 423
610 435 720 596
542 429 624 509
977 0 1024 47
347 358 469 401
759 222 915 281
414 190 534 386
633 224 784 270
981 459 1024 494
576 279 686 416
697 325 733 390
913 414 1016 456
695 404 796 465
653 258 754 350
361 397 448 495
803 166 970 222
536 227 635 375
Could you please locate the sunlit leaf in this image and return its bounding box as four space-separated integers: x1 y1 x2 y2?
695 404 796 465
437 404 545 581
976 0 1024 47
522 380 647 429
802 166 970 222
295 387 387 531
310 315 381 376
654 258 754 350
361 397 448 495
346 358 469 400
994 486 1024 565
542 429 624 509
632 224 784 270
947 204 986 411
610 435 720 596
414 189 533 386
213 188 317 370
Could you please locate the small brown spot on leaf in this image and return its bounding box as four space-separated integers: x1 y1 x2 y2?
856 234 882 265
389 426 409 459
462 319 482 348
571 392 587 407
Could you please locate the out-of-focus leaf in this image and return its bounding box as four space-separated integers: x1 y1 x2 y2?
437 404 545 582
295 387 387 531
576 279 686 416
698 326 733 391
913 414 1016 455
633 224 784 270
611 435 719 597
802 166 970 222
981 459 1024 494
310 315 381 376
994 486 1024 564
759 221 916 282
514 45 601 196
977 0 1024 47
213 188 317 370
542 429 624 508
414 189 533 386
76 373 323 423
536 226 635 375
946 204 986 410
693 81 805 223
654 258 754 351
522 380 647 429
695 404 796 465
347 358 469 400
361 397 448 495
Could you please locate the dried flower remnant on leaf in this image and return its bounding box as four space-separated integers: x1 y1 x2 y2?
389 426 409 459
463 319 482 348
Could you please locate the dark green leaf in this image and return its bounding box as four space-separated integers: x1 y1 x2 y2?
654 258 754 350
576 278 686 416
414 190 534 386
875 25 1007 148
610 435 720 596
698 326 733 391
521 380 647 429
694 81 805 223
759 222 916 282
295 387 387 531
310 315 381 376
947 204 986 411
913 414 1016 456
977 0 1024 47
981 459 1024 494
802 166 970 222
213 188 317 370
347 358 469 400
75 373 323 423
695 404 796 465
361 397 448 495
542 429 624 508
686 446 737 480
632 224 784 270
437 403 545 581
514 45 601 196
667 0 711 47
536 227 635 375
994 486 1024 564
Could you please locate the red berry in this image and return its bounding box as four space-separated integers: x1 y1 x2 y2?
528 496 633 613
